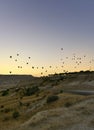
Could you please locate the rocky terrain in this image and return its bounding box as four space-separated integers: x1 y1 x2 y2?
0 71 94 130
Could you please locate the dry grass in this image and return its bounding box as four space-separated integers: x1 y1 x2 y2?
0 72 94 130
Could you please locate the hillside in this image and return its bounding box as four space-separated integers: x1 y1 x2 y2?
0 71 94 130
0 75 35 91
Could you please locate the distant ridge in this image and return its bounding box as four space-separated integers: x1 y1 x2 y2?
0 75 36 90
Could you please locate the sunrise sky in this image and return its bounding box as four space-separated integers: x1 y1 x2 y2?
0 0 94 76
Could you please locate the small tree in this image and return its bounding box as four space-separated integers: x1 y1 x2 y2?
24 86 39 96
12 111 20 119
47 95 59 103
2 89 9 96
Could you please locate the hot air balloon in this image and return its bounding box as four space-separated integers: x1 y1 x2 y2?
28 57 31 59
9 71 12 74
10 56 12 58
84 55 86 58
66 57 68 59
41 72 43 75
61 48 63 51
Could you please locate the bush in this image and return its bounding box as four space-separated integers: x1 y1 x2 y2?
4 108 11 113
1 105 4 108
47 95 59 103
2 89 9 96
64 102 72 107
24 86 39 96
60 90 63 93
12 111 20 119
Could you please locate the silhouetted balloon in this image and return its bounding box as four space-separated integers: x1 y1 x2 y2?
28 57 31 59
10 56 12 58
84 55 86 58
18 66 22 69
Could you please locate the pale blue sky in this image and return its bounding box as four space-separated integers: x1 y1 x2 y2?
0 0 94 76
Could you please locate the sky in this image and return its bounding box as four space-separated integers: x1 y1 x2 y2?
0 0 94 76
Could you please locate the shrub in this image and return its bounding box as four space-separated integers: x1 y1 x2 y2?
25 102 30 107
1 105 4 108
19 101 23 106
64 102 72 107
1 110 4 112
4 108 11 113
24 86 39 96
60 90 63 93
2 89 9 96
12 111 20 119
47 95 59 103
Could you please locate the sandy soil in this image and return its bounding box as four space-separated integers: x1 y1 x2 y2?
12 97 94 130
